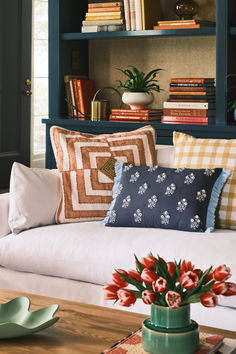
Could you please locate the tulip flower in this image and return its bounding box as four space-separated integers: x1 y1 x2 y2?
203 269 213 284
211 282 228 295
112 269 128 288
127 269 142 282
180 260 194 274
193 268 202 277
152 277 167 293
103 284 119 300
142 290 156 304
165 291 181 309
213 265 231 282
140 254 158 271
223 282 236 296
141 268 158 285
179 271 198 290
200 292 218 307
167 261 176 276
117 289 136 307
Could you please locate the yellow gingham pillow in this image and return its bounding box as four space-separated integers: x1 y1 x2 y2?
173 132 236 230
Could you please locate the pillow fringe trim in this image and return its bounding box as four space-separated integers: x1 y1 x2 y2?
205 168 231 233
100 162 124 226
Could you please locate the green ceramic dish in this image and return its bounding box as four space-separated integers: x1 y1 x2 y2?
0 296 59 339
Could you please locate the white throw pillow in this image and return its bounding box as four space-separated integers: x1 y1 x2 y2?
8 163 61 234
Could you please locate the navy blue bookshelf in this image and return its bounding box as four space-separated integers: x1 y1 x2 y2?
44 0 236 169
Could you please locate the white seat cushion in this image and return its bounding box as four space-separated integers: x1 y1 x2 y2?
0 222 235 308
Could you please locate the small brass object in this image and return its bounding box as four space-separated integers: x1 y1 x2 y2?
25 79 31 86
25 90 32 96
91 87 122 121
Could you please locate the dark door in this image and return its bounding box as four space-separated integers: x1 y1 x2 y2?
0 0 32 189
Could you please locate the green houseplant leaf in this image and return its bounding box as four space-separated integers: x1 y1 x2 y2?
116 65 163 93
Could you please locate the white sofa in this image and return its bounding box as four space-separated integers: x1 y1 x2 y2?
0 146 235 331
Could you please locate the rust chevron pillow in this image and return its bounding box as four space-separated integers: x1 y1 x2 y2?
50 125 156 223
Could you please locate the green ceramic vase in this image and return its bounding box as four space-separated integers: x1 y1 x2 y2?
142 304 199 354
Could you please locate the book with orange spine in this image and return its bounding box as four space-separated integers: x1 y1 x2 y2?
154 24 200 30
169 86 215 92
169 91 215 96
88 6 122 12
88 2 122 8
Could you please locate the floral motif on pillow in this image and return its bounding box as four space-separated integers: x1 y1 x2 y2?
102 163 230 232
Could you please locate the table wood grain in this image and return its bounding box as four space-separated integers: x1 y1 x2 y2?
0 289 235 353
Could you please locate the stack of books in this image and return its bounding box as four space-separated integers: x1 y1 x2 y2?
162 78 216 125
64 76 96 120
153 19 215 30
81 1 125 33
109 108 163 122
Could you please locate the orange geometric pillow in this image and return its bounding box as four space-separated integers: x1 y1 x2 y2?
50 125 156 223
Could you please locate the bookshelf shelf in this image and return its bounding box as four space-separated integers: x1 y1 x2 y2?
44 0 236 169
61 27 216 41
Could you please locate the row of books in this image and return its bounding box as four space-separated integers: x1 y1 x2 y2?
82 1 125 33
123 0 161 31
64 76 96 119
153 19 216 30
162 77 216 125
109 108 163 122
81 0 161 33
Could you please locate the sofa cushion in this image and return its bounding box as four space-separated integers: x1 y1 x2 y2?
50 125 156 224
0 193 11 238
102 163 229 232
8 163 61 234
0 222 235 308
173 132 236 230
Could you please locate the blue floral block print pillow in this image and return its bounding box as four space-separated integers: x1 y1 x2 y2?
102 163 230 232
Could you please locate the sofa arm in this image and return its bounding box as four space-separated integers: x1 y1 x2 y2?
0 193 11 237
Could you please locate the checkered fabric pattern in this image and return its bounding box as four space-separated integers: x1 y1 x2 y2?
50 125 156 224
173 132 236 230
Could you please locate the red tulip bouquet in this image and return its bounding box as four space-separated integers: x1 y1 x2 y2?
104 254 236 308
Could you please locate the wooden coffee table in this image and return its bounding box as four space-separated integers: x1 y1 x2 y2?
0 289 235 353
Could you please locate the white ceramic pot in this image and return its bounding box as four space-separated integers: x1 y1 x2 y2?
122 92 154 110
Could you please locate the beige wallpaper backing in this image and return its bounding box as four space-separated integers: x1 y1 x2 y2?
89 0 216 109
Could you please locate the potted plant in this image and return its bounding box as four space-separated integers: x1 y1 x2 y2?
104 253 236 353
116 66 163 110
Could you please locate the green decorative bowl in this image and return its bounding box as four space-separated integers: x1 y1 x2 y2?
0 296 59 339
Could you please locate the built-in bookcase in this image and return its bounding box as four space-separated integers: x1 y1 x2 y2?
44 0 236 168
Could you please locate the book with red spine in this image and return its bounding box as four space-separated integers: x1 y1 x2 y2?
111 108 162 116
161 115 209 123
110 114 162 121
75 79 96 119
171 78 215 84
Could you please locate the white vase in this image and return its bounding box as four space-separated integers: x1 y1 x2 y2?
122 92 154 110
